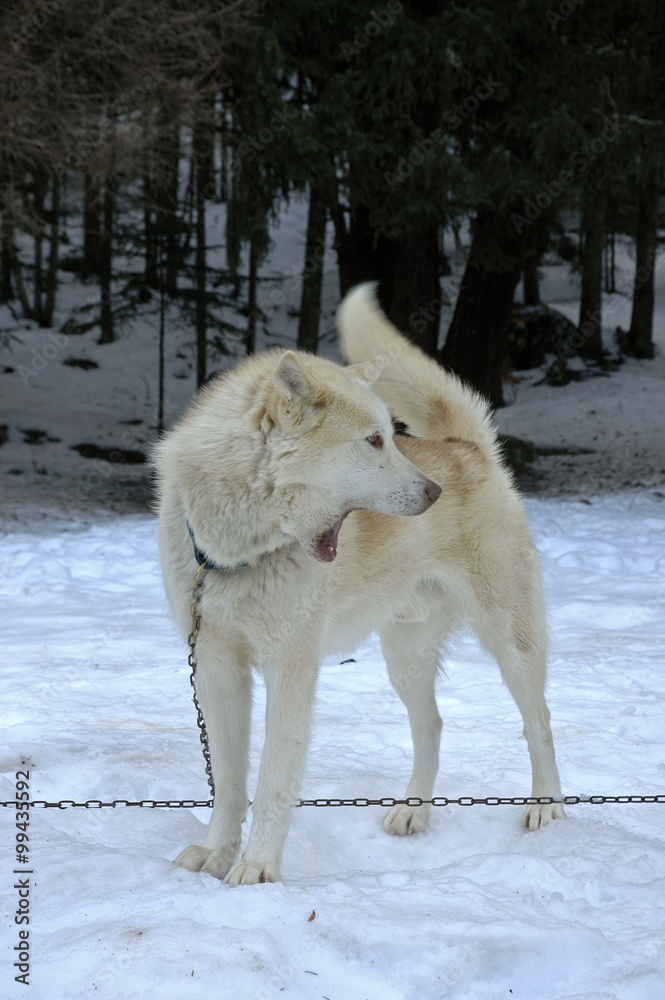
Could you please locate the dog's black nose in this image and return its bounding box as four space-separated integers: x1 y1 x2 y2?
425 480 441 503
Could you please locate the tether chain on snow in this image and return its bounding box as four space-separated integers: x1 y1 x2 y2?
5 565 664 812
1 795 665 809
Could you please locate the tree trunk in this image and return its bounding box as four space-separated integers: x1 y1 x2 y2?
328 178 351 297
604 199 619 293
7 203 32 318
98 177 114 344
143 158 158 288
0 213 13 302
342 202 377 289
219 104 229 203
158 264 165 436
246 238 258 355
577 193 605 360
42 173 60 328
333 200 442 356
604 229 616 293
522 221 540 305
32 170 47 324
375 225 442 356
82 173 101 279
33 231 43 323
199 97 216 199
154 109 181 297
627 179 658 359
297 185 327 353
440 204 524 408
13 256 32 319
195 132 208 387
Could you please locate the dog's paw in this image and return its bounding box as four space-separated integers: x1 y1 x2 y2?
383 802 429 836
224 860 281 886
523 801 566 831
175 845 213 872
174 844 236 880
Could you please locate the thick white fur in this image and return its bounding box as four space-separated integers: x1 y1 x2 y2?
155 284 564 886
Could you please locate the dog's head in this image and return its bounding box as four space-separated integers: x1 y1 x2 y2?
261 351 440 562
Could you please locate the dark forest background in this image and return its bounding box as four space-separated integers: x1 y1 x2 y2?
1 0 663 409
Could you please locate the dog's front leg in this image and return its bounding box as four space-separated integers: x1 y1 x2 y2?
175 633 251 880
225 650 319 886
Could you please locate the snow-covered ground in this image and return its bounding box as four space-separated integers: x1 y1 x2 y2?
2 496 665 1000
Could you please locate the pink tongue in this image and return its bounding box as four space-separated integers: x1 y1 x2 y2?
317 515 345 562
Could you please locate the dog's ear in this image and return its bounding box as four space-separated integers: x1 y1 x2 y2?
345 356 384 387
273 351 312 404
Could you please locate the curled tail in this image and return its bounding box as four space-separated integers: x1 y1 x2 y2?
337 283 499 458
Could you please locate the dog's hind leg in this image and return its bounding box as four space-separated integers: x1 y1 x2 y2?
379 613 450 836
476 601 566 831
175 633 252 880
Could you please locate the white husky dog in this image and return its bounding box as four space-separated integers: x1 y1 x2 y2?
154 283 565 886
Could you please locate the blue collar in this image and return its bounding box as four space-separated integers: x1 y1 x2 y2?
186 520 249 573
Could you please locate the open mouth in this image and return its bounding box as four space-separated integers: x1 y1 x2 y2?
315 511 352 562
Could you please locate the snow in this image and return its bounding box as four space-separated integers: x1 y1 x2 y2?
2 496 665 1000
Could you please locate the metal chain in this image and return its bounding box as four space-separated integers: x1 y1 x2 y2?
1 799 214 809
1 795 664 809
295 794 665 807
4 569 663 813
187 561 215 798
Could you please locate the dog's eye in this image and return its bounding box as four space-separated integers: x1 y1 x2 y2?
366 433 383 449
